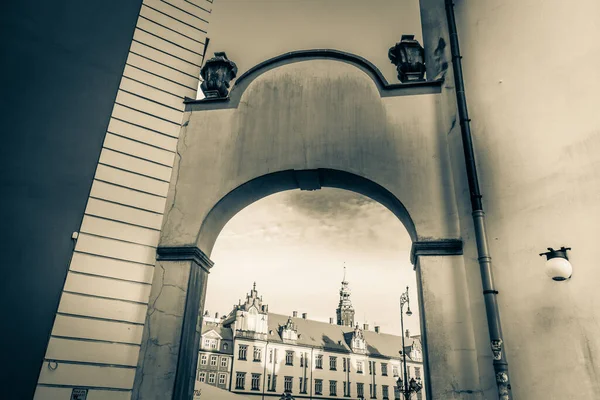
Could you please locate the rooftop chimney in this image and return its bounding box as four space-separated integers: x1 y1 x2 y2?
302 313 307 319
363 323 369 331
405 329 410 338
329 318 334 324
293 311 298 318
375 326 380 333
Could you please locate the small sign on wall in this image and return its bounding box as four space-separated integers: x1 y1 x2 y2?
70 388 88 400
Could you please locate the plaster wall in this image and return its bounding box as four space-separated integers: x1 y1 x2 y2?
448 1 600 398
206 0 423 88
161 60 460 252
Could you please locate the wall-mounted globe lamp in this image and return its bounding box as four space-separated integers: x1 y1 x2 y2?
539 247 572 281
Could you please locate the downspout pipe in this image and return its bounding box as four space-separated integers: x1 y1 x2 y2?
444 1 512 399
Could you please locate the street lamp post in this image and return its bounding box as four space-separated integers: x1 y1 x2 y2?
396 286 422 400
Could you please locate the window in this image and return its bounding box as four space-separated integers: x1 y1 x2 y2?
329 380 337 396
329 356 337 370
267 375 273 391
357 383 364 398
315 379 323 395
343 357 346 372
223 343 228 350
407 366 411 377
253 347 262 362
383 385 389 400
415 367 421 379
238 345 248 360
357 361 364 373
221 357 228 368
369 361 372 375
417 392 423 400
286 351 294 366
302 377 308 393
235 372 246 389
343 381 348 397
219 373 226 385
381 363 388 376
204 338 210 347
210 355 217 366
394 387 401 400
208 373 216 384
198 372 206 383
200 354 207 365
372 361 376 375
269 349 273 363
251 373 261 390
210 339 217 349
392 366 399 377
316 354 323 369
300 353 304 367
284 376 293 393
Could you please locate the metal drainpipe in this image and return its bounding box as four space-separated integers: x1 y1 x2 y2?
444 1 512 399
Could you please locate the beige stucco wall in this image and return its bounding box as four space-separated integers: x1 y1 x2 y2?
161 60 459 252
449 1 600 398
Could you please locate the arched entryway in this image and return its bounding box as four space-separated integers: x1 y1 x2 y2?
132 51 495 399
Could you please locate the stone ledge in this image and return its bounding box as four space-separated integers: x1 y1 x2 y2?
410 239 463 265
156 246 214 272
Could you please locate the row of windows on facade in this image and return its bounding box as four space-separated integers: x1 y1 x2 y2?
198 371 227 386
233 373 422 400
204 337 228 351
200 353 229 368
237 345 420 377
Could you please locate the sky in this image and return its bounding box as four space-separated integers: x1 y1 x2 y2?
204 188 422 337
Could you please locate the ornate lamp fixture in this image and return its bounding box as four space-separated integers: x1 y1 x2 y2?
539 247 572 281
396 376 423 399
397 286 422 399
388 35 426 83
199 52 238 99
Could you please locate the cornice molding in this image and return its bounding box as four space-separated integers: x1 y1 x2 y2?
156 246 214 272
410 239 463 265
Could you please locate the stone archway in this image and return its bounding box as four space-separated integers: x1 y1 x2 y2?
132 51 493 399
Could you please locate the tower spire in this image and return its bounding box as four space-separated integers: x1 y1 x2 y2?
336 263 355 327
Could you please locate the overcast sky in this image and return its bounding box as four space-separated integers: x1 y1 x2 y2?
204 188 422 337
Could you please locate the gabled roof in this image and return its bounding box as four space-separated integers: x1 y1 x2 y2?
266 313 420 361
202 322 233 341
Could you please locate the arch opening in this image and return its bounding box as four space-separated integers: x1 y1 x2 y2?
195 184 427 399
197 169 418 256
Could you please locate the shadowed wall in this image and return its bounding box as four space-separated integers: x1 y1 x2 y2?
0 1 142 398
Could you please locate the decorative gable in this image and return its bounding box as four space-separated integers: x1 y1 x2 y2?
350 324 366 354
280 317 298 343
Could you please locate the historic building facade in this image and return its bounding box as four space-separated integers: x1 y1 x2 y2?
196 280 424 399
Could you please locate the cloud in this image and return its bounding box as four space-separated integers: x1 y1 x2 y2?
217 188 410 253
282 188 375 220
